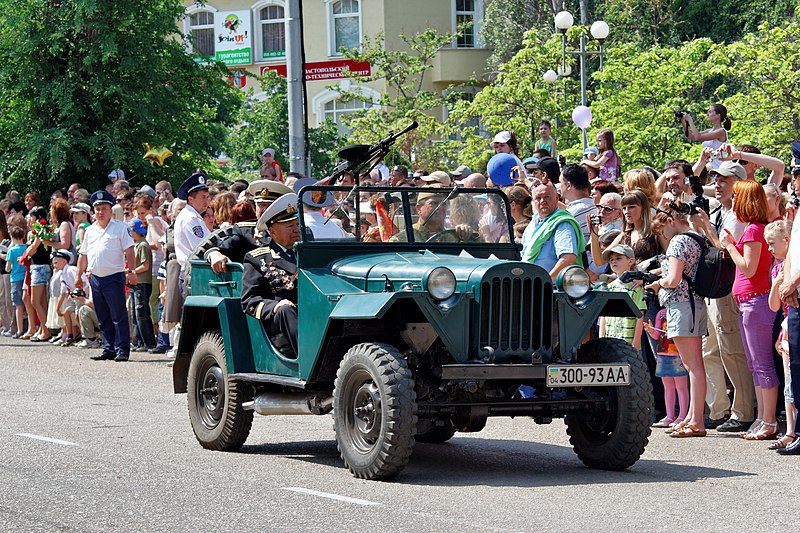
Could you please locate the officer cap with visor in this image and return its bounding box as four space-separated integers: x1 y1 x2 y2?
256 193 299 232
177 172 210 201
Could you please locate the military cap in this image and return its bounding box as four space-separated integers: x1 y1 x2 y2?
90 190 115 207
250 180 293 203
177 172 209 201
256 193 299 231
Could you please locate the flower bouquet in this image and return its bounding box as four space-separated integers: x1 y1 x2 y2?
31 218 56 243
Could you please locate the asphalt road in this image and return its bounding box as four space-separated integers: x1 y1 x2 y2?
2 337 799 532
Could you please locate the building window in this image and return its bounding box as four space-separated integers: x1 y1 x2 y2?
323 98 371 135
189 10 215 57
328 0 361 56
453 0 483 48
259 4 286 60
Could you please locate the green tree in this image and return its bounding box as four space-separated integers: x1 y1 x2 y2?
0 0 242 195
224 73 343 179
336 28 472 170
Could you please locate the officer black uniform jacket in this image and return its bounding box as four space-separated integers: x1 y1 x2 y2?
203 221 270 264
241 240 298 321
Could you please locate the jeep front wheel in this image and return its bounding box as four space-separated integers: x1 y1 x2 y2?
564 338 652 470
187 331 253 451
333 343 417 480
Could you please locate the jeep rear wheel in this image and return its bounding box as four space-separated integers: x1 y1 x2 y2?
187 331 253 451
333 343 417 480
565 338 652 470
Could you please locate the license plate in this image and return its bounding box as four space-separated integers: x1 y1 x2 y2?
546 364 630 387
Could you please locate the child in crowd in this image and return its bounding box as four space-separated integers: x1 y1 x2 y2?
129 218 156 351
581 128 620 182
645 308 690 428
766 219 796 450
598 244 646 349
535 120 558 158
52 250 78 346
587 230 620 283
5 225 27 338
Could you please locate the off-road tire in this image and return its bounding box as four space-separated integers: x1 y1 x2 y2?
187 331 253 451
415 419 456 443
565 337 652 470
333 343 417 480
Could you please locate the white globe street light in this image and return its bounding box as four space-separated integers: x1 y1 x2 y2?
543 69 558 83
554 11 574 33
590 20 610 41
557 64 572 77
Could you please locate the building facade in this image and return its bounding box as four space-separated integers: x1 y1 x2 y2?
182 0 491 134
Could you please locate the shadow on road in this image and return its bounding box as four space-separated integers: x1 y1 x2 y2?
235 435 752 487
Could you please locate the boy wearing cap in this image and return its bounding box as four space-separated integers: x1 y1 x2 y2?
129 218 156 351
52 250 78 346
598 244 646 349
260 148 283 182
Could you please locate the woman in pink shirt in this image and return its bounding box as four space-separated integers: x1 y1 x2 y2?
720 180 778 440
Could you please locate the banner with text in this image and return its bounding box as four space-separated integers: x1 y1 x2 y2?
260 59 371 81
215 11 252 66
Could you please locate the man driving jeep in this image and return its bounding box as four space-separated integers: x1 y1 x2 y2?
391 192 476 243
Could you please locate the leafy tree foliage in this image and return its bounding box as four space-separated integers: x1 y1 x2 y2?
223 74 343 179
335 28 472 170
0 0 242 194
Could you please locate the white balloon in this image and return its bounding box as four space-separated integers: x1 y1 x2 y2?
572 106 593 129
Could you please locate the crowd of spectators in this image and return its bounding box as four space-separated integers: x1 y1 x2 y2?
2 105 800 454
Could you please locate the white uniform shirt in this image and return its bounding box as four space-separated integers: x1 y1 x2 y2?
79 219 134 277
174 204 208 271
304 210 349 239
790 215 800 279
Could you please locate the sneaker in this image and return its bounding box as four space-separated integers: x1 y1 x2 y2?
704 416 728 430
166 347 177 359
716 418 754 432
60 337 74 347
2 329 12 338
49 334 62 344
87 338 102 348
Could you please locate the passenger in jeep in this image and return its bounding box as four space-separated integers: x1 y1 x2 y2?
241 193 300 358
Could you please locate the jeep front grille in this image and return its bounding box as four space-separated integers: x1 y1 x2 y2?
479 275 552 354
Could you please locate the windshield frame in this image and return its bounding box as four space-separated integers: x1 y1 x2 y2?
295 185 518 248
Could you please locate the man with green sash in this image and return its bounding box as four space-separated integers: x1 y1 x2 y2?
521 182 586 279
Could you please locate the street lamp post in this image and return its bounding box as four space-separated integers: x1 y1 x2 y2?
548 10 609 150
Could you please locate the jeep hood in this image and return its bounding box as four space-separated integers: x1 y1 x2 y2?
329 251 548 292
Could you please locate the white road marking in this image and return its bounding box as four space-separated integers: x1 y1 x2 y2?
15 433 78 446
283 487 380 506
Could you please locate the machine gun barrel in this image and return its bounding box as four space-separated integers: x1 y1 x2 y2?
329 120 418 183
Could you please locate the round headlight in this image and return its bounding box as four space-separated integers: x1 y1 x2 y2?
426 267 456 301
558 266 591 298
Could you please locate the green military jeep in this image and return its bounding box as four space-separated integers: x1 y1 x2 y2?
172 185 652 480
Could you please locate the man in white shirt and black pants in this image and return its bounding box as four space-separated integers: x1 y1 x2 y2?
75 190 136 362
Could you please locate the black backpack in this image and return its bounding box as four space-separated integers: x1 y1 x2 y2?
679 232 735 299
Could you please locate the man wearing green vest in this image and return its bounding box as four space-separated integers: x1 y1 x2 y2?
521 182 586 279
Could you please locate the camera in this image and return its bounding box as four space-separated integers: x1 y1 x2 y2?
590 214 602 227
619 270 661 306
792 192 800 209
673 110 685 123
667 176 709 216
710 149 728 161
70 288 86 298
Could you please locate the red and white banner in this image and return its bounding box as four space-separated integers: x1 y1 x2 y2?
259 59 371 81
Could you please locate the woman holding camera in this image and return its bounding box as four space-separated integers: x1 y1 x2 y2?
680 104 731 170
719 180 779 440
645 203 708 437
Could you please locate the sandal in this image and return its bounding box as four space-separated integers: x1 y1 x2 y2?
669 424 707 438
653 416 676 428
665 420 688 434
19 333 33 340
768 434 797 450
744 421 778 441
739 418 763 438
